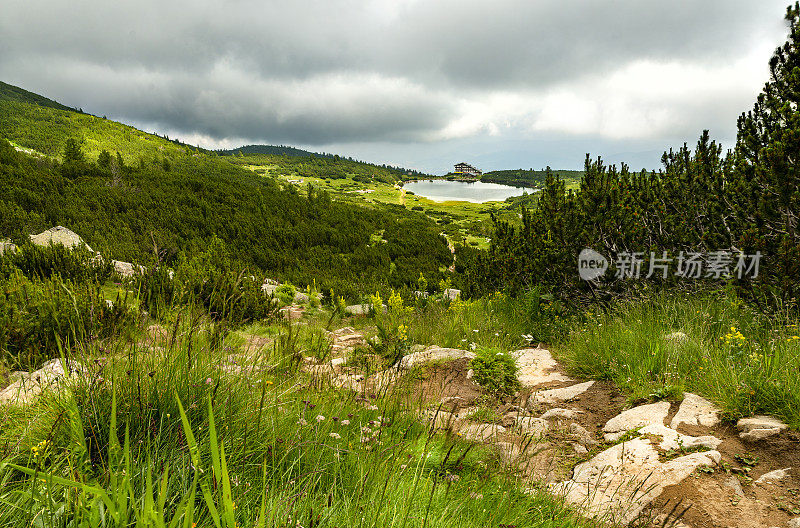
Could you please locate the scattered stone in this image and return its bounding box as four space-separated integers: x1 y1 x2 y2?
294 292 309 303
512 348 573 388
345 303 385 315
466 369 474 380
421 409 459 429
737 416 788 442
570 423 599 449
670 392 721 429
112 259 143 278
261 283 279 295
0 359 85 405
723 476 745 498
603 401 670 441
637 423 722 451
459 423 506 442
552 437 720 525
533 381 594 404
573 443 589 455
398 346 474 370
30 226 93 252
443 288 461 300
0 239 17 255
755 468 792 484
789 518 800 528
541 408 583 420
664 331 689 343
515 416 548 438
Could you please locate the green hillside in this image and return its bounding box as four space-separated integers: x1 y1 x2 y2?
482 168 584 188
0 83 452 299
0 81 200 163
219 144 328 158
0 81 77 112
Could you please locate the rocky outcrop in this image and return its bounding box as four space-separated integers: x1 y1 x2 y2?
670 392 721 429
552 438 721 525
30 226 92 252
737 415 789 441
0 359 85 405
603 402 670 441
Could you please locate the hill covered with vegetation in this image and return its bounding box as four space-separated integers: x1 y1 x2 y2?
481 168 584 188
0 86 452 300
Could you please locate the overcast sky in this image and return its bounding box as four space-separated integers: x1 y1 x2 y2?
0 0 791 173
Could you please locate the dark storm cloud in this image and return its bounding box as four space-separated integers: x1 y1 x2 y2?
0 0 790 153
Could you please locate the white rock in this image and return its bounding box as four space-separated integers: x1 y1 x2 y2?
637 423 722 451
603 401 670 441
398 346 474 370
670 392 721 429
512 348 573 388
573 443 589 455
30 226 92 252
788 518 800 528
569 422 599 448
541 408 583 420
443 288 461 301
737 416 788 442
515 417 548 438
459 423 506 442
466 369 474 380
552 437 720 525
0 359 85 406
534 381 595 404
755 468 792 484
664 331 689 343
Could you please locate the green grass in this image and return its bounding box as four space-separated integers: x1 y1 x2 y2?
557 293 800 428
0 310 591 527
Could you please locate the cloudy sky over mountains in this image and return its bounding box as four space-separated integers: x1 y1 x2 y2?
0 0 791 173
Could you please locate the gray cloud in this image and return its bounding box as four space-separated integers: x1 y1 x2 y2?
0 0 791 169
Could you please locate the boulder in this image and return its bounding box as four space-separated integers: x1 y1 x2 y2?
512 348 573 388
0 239 16 255
398 346 474 370
0 359 85 406
30 226 92 252
603 401 670 441
515 416 549 438
541 408 583 420
552 437 720 525
755 468 792 484
459 423 506 442
533 381 594 404
670 392 721 429
737 415 788 442
443 288 461 301
570 422 599 449
637 423 722 451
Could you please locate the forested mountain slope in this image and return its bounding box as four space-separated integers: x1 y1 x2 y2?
0 85 452 299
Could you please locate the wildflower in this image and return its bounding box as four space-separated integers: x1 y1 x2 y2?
329 432 341 439
298 418 308 426
205 377 213 385
341 419 350 426
361 426 372 434
400 464 408 470
315 414 325 422
265 380 274 386
365 404 378 411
